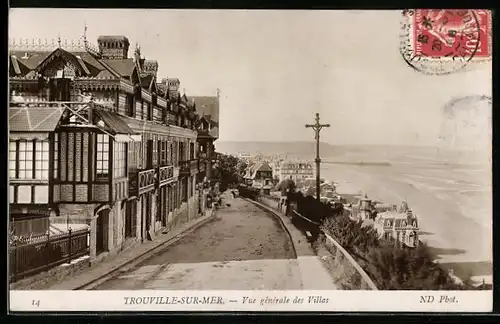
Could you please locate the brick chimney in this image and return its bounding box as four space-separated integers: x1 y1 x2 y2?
97 35 130 59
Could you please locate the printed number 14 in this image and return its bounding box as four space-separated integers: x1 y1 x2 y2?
32 300 40 307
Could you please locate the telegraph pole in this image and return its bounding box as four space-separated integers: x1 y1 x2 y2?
306 113 330 202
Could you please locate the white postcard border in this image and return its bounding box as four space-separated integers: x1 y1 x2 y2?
10 290 492 313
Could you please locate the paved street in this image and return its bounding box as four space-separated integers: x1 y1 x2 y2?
94 192 304 290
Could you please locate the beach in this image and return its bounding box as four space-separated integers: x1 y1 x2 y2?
321 149 492 284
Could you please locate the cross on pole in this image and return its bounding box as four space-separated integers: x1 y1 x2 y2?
305 113 330 202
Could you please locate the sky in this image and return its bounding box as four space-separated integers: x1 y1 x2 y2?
9 9 492 147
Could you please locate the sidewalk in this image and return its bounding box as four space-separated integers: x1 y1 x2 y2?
47 209 215 290
248 199 337 289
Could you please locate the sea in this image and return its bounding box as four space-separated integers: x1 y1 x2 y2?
316 146 492 284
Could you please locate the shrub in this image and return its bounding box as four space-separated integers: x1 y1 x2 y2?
321 218 482 290
362 243 465 290
322 216 379 255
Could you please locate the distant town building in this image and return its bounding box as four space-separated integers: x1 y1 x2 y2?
351 195 375 221
279 161 314 183
373 201 419 248
244 162 273 193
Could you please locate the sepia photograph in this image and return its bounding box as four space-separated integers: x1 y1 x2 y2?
8 9 492 312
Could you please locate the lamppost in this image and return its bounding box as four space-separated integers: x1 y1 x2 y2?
305 113 330 202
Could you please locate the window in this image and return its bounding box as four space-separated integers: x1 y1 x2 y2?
147 102 152 121
114 142 127 178
140 102 145 119
35 141 49 179
18 141 33 179
152 136 158 166
159 141 167 166
169 143 174 165
34 185 49 203
9 186 15 203
54 134 59 179
127 94 134 117
10 139 53 180
9 141 16 178
96 134 109 177
189 143 195 160
17 185 31 203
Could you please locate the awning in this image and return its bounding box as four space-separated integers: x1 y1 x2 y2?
93 109 139 140
9 105 65 133
115 134 142 142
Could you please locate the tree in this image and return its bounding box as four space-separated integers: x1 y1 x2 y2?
213 153 247 191
276 179 296 196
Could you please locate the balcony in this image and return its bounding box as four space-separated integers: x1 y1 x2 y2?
158 165 175 187
179 159 198 177
129 168 156 196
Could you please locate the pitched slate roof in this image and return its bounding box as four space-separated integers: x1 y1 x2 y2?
249 162 273 179
140 74 154 89
9 105 65 132
9 51 51 70
100 59 136 78
190 96 219 122
35 48 91 76
8 47 136 81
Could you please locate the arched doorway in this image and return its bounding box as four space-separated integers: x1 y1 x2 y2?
96 209 109 255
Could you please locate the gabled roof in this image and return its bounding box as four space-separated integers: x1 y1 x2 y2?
9 55 30 76
249 162 273 179
256 163 273 172
9 48 111 80
35 48 91 76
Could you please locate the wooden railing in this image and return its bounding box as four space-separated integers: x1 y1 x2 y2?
137 168 156 195
9 228 90 282
158 165 175 186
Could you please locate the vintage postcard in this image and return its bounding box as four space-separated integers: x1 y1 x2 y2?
8 9 492 313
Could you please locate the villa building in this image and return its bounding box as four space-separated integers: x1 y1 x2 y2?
372 201 419 248
8 35 219 260
244 162 273 193
279 161 314 183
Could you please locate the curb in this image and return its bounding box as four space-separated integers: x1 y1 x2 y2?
75 209 216 290
244 198 298 259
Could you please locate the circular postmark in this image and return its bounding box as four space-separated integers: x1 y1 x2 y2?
400 9 482 75
438 95 492 150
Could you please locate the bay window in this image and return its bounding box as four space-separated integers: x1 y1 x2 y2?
9 139 52 204
9 139 51 180
96 134 109 178
35 141 49 179
19 141 33 179
114 142 127 178
9 141 16 178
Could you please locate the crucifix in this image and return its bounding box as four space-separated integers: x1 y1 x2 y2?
305 113 330 202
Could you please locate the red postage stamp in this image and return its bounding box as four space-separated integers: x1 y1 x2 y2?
412 9 491 59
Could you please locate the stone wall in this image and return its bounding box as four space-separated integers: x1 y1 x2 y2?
10 256 90 290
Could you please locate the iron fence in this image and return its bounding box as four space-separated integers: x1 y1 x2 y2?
9 228 90 282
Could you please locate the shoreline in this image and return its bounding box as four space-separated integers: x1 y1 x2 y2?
321 164 492 285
